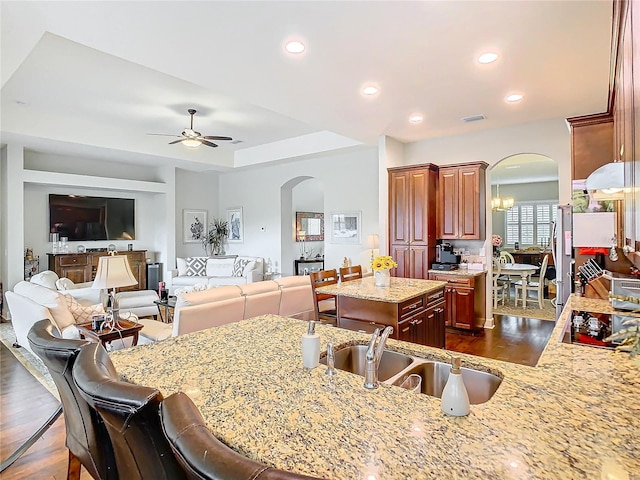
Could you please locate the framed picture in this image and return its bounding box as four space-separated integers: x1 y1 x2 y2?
330 212 361 244
227 207 244 243
296 212 324 241
183 210 207 244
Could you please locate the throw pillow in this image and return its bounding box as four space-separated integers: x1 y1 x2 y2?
232 258 250 277
242 260 257 276
185 257 207 276
64 294 105 323
56 278 76 290
176 258 187 276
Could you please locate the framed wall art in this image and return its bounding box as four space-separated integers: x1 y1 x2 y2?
330 212 361 244
183 209 207 244
227 207 244 243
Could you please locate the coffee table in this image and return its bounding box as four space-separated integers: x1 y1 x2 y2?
77 318 144 347
154 296 177 323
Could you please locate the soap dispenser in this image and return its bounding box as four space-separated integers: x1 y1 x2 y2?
440 355 470 416
302 321 320 370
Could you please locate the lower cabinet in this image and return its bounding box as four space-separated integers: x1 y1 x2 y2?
428 272 485 331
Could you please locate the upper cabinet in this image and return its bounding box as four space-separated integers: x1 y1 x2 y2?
437 162 487 240
388 164 438 278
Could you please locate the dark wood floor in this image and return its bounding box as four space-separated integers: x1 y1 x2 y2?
0 314 555 479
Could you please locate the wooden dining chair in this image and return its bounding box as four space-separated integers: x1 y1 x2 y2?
514 254 549 309
339 265 363 282
309 269 338 324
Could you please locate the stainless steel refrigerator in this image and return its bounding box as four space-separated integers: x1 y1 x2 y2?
552 204 573 319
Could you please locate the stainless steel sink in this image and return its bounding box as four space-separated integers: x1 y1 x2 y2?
391 362 502 404
321 344 502 404
319 345 413 381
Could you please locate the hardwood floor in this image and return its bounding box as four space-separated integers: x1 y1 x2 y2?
0 314 555 478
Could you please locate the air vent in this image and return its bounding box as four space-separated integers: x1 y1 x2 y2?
230 140 243 145
462 114 486 123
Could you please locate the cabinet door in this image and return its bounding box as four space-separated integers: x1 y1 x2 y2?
409 168 435 246
425 303 446 348
61 265 92 284
410 311 428 345
397 317 414 342
444 286 455 327
437 168 458 239
390 245 410 278
408 245 429 279
458 166 484 239
389 171 410 245
451 286 475 329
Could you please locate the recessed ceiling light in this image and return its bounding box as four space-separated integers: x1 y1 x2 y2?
409 114 424 124
285 40 305 54
478 52 498 64
506 94 523 103
362 85 379 96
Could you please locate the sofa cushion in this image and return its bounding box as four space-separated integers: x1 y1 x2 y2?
30 270 60 290
232 258 250 276
14 281 76 331
63 294 105 323
185 257 207 276
177 285 242 308
56 277 76 290
205 258 236 277
176 257 188 276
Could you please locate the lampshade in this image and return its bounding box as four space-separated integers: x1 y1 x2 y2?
491 184 515 211
92 255 138 289
182 138 202 148
297 230 306 241
585 162 624 193
366 234 380 250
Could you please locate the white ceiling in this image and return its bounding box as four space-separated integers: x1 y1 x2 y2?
0 1 613 172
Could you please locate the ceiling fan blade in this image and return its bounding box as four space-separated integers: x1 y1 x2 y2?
201 140 219 148
168 139 184 145
148 133 182 137
202 136 232 141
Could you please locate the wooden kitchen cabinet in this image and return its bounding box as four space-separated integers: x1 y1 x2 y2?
48 250 147 291
437 162 487 240
388 164 437 279
428 272 485 331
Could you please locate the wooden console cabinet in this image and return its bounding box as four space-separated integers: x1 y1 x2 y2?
427 272 485 331
47 250 147 291
437 162 487 240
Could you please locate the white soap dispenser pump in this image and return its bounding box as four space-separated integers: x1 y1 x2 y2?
302 321 320 370
440 355 470 417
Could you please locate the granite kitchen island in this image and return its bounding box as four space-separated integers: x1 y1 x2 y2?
110 296 639 479
315 276 447 347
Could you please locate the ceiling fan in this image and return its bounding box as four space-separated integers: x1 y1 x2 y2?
148 109 232 148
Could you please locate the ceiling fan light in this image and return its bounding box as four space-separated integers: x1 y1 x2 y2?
182 138 202 148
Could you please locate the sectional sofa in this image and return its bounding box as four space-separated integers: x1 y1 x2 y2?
167 256 264 293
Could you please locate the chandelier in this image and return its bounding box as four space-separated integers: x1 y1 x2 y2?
492 184 515 211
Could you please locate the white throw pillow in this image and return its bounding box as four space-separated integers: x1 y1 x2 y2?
56 278 76 290
30 271 60 290
243 260 257 276
176 258 188 276
63 294 105 323
205 258 236 277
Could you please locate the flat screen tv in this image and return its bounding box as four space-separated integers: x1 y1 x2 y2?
49 194 135 241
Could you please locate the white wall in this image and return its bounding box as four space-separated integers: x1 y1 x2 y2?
218 147 379 276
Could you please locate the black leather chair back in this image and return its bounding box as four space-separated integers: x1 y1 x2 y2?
160 392 325 480
73 342 185 480
27 319 117 480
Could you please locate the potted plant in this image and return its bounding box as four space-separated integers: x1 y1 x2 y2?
202 218 229 256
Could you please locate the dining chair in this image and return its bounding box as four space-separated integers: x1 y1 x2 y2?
498 251 515 264
27 319 118 480
491 259 508 309
160 391 326 480
73 343 186 480
339 265 363 282
514 254 549 309
309 269 338 324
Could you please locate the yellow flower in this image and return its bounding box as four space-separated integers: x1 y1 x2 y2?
370 255 398 272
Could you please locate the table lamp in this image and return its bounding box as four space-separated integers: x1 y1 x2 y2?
92 252 138 325
366 234 380 263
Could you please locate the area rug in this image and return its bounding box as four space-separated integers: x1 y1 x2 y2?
493 298 556 322
0 321 58 399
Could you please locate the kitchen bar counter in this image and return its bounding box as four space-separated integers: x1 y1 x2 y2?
314 276 446 303
427 268 487 277
110 296 639 479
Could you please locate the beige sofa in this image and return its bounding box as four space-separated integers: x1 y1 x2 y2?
139 275 316 343
167 256 264 294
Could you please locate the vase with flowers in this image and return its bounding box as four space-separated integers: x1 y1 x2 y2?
492 234 503 258
371 255 398 287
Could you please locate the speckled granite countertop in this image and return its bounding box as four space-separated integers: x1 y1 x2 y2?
427 269 487 277
111 295 639 479
315 276 446 303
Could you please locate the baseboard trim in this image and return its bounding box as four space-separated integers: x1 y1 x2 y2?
483 317 495 329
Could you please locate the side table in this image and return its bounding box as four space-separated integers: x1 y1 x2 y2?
154 296 177 323
77 318 144 348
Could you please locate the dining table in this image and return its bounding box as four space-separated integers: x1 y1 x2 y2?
500 262 540 309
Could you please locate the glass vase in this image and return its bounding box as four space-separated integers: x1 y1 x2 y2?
374 269 391 287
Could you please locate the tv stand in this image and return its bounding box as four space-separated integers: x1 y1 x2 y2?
47 250 147 291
